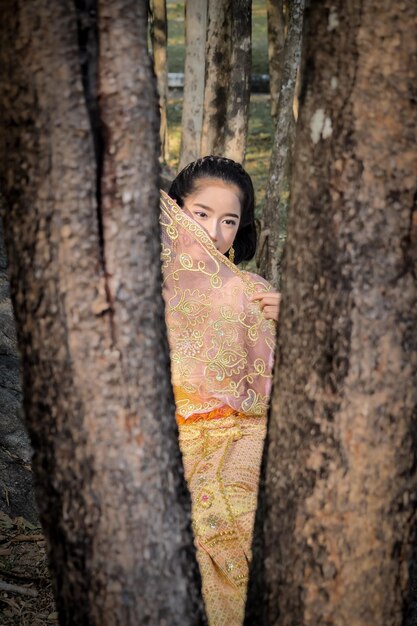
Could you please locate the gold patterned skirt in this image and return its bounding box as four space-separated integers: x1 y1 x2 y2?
177 407 267 626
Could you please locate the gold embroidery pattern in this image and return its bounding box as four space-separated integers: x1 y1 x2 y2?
178 414 267 626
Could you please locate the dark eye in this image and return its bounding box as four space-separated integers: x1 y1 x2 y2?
224 219 237 226
194 211 207 219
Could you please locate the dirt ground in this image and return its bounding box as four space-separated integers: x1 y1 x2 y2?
0 512 56 626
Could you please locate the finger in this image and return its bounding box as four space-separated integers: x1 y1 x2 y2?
257 294 281 305
262 305 279 321
251 292 281 302
258 300 274 311
251 296 281 308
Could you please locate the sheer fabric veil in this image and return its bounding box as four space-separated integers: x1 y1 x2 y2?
160 189 276 421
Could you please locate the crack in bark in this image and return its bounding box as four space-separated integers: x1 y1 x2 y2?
402 189 417 281
73 0 116 345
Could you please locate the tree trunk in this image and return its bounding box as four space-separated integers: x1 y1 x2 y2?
267 0 286 120
181 0 251 166
223 0 252 164
259 2 417 625
149 0 169 163
258 0 304 287
0 0 205 624
179 0 207 169
200 0 232 156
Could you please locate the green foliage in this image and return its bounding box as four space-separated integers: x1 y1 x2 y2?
252 1 269 75
245 95 273 214
167 1 185 73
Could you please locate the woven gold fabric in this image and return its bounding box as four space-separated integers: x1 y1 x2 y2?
160 191 275 625
179 412 266 626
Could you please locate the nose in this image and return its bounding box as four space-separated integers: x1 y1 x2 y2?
206 220 219 243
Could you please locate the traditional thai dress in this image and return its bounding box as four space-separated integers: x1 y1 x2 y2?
160 191 276 626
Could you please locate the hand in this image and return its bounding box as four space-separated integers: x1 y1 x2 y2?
250 291 281 322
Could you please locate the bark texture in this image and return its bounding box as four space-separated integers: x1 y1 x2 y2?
267 0 286 120
179 0 207 169
0 0 205 623
223 0 252 163
200 0 232 157
260 3 417 625
259 0 304 287
149 0 169 163
181 0 251 166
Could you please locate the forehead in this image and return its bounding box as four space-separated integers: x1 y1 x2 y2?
189 178 242 212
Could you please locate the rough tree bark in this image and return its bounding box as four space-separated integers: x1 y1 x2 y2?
267 0 286 120
149 0 170 163
179 0 207 169
0 0 205 624
223 0 252 164
254 2 417 625
200 0 232 157
258 0 304 288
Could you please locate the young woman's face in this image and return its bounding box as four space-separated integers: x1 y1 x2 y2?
183 178 242 255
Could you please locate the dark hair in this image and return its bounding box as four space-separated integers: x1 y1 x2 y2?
168 155 257 265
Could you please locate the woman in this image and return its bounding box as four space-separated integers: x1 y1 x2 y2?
160 156 279 626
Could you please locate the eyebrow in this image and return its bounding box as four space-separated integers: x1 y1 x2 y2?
194 203 240 219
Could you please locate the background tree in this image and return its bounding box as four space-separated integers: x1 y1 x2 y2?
180 0 252 167
267 0 286 121
0 0 205 623
149 0 170 163
258 0 304 286
251 2 417 624
200 0 232 156
223 0 252 163
179 0 207 169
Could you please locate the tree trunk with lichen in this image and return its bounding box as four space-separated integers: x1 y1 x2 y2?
248 2 417 625
200 0 251 164
0 0 206 624
258 0 304 288
181 0 251 166
267 0 286 120
200 0 232 157
223 0 251 164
